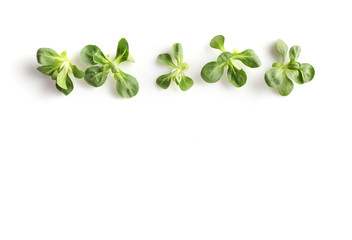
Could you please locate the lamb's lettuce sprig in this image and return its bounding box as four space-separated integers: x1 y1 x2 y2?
156 43 194 91
265 39 315 96
36 48 84 95
80 38 139 98
201 35 261 87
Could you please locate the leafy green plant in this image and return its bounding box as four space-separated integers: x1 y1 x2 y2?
265 39 315 96
201 35 261 87
80 38 139 98
36 48 84 95
156 43 194 91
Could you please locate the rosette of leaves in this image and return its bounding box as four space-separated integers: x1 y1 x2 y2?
156 43 194 91
201 35 261 87
80 38 139 98
36 48 84 95
265 39 315 96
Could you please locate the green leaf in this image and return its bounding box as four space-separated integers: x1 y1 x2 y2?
84 66 109 87
217 52 234 65
285 69 303 84
179 76 194 91
37 48 62 65
157 53 176 67
93 51 109 65
289 45 301 61
234 49 262 68
51 69 59 80
114 71 139 98
299 63 315 83
278 76 294 96
127 54 135 63
265 67 285 88
276 39 288 61
209 35 225 51
56 64 69 89
71 65 84 79
171 43 183 65
56 75 74 95
80 45 103 65
201 61 224 83
37 64 59 76
115 38 129 64
227 64 247 87
156 74 172 89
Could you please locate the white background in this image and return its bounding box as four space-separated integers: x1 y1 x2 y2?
1 0 351 239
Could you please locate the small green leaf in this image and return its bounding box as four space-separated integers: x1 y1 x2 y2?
171 43 183 65
201 61 224 83
80 45 103 65
156 74 172 89
278 76 294 96
265 67 285 88
157 53 176 67
37 64 59 76
56 75 74 96
71 65 84 79
127 54 135 63
289 45 301 61
217 52 234 65
299 63 315 83
93 51 109 65
276 39 288 61
84 66 109 87
234 49 262 68
272 62 281 67
115 38 129 64
37 48 62 65
227 64 247 87
51 69 59 80
209 35 225 51
114 71 139 98
285 69 303 84
56 64 69 89
179 76 194 91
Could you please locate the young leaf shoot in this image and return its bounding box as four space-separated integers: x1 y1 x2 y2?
201 35 262 88
36 49 84 95
80 38 139 98
265 39 315 96
156 43 194 91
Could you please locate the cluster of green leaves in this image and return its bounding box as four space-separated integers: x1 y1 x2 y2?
265 39 315 96
36 48 84 95
80 38 139 98
201 35 261 87
156 43 194 91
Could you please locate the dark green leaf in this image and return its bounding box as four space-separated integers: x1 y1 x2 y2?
201 61 224 83
276 39 288 61
171 43 183 65
157 53 176 67
37 48 62 65
278 76 294 96
179 76 194 91
289 45 301 61
156 74 172 89
285 69 303 84
71 65 84 79
299 63 315 83
80 45 103 65
114 71 139 98
84 66 109 87
56 75 74 95
217 52 234 65
227 64 247 87
234 49 262 68
209 35 225 51
115 38 129 64
265 67 285 88
37 64 59 76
